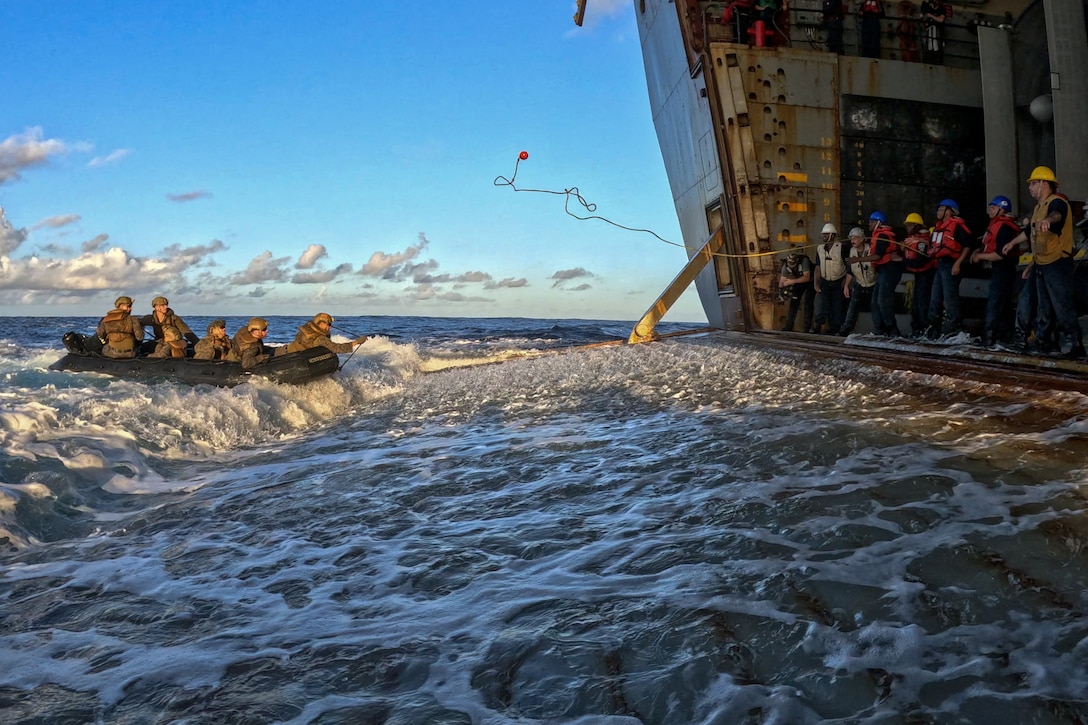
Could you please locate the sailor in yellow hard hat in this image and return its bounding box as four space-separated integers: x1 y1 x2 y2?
1015 165 1084 358
902 212 936 337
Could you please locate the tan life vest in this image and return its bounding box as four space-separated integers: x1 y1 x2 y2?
1030 192 1074 266
286 322 323 354
102 310 136 353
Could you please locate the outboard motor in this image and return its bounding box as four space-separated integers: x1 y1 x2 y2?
62 331 88 355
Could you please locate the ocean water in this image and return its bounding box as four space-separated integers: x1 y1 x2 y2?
1 315 1087 724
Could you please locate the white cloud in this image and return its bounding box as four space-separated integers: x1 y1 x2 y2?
88 149 130 167
360 232 429 278
291 263 352 284
166 190 212 202
0 206 28 256
0 246 172 292
230 251 290 284
33 214 81 230
550 267 595 288
159 239 227 267
296 243 328 269
484 277 528 290
0 128 67 185
81 234 109 253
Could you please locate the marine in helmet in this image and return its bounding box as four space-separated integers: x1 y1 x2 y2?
970 196 1022 347
1003 166 1084 359
95 295 145 359
902 212 936 336
812 222 849 334
148 326 190 359
283 313 367 355
926 198 972 338
194 319 233 360
138 296 199 351
230 317 273 369
777 250 814 332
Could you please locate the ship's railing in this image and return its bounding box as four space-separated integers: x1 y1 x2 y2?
698 0 982 68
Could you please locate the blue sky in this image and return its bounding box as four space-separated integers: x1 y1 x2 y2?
0 1 706 323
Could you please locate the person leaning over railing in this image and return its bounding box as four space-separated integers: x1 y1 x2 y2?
859 0 885 58
919 0 949 64
822 0 846 53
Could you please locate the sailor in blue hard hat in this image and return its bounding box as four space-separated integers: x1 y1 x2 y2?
926 196 973 338
971 194 1021 347
864 210 904 336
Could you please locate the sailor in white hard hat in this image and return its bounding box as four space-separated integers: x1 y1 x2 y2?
813 222 849 334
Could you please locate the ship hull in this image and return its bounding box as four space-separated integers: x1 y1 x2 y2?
632 0 1086 340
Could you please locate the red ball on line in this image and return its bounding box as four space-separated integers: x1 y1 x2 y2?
519 151 529 160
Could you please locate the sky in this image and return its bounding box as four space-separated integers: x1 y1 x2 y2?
0 1 706 323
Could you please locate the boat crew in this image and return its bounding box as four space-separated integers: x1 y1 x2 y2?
139 296 199 347
282 313 367 354
903 213 935 337
231 317 273 369
194 319 233 360
95 296 144 359
148 326 189 359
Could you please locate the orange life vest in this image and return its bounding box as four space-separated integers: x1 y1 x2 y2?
980 215 1020 256
930 216 970 259
869 226 899 267
903 233 936 273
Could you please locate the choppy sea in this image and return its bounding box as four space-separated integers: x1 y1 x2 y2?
1 315 1087 724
